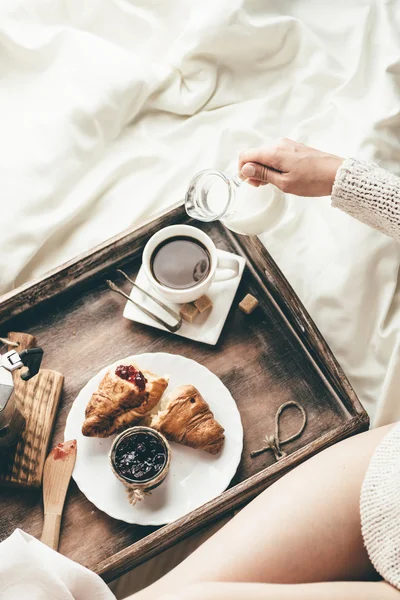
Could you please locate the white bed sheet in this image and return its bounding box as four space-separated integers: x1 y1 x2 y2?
1 0 399 426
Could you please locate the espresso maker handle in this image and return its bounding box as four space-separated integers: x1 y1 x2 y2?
19 348 44 381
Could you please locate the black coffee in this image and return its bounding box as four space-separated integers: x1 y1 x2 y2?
151 236 211 289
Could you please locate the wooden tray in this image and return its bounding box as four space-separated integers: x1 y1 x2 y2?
0 205 369 582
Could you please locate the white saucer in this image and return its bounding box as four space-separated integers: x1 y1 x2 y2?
123 250 246 345
64 353 243 525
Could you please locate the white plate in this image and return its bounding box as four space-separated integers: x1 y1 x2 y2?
65 353 243 525
123 250 246 346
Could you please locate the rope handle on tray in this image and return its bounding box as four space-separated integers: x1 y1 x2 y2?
250 401 307 461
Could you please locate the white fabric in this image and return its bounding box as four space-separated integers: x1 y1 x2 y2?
0 529 114 599
361 421 400 590
1 4 400 421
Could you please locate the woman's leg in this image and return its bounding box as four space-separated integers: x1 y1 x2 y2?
157 580 400 600
129 424 395 600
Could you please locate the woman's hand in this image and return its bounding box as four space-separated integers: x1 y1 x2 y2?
238 138 344 197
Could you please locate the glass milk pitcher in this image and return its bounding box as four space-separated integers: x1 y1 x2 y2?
185 169 287 235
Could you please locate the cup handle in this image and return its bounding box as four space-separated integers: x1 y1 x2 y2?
214 251 240 282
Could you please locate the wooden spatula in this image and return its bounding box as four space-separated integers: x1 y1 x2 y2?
41 439 77 551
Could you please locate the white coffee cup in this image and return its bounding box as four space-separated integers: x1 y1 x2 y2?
142 224 241 304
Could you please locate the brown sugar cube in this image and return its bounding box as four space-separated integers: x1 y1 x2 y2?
239 293 259 315
194 294 213 314
179 303 199 323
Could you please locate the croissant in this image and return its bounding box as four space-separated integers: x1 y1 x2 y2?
150 384 225 454
82 364 168 438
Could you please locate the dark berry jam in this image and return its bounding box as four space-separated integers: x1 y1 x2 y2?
113 432 167 482
115 364 147 391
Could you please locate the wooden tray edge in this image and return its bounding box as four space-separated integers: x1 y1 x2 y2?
0 202 185 325
223 231 366 420
97 413 369 582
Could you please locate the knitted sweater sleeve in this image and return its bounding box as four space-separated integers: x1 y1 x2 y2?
331 158 400 242
360 421 400 590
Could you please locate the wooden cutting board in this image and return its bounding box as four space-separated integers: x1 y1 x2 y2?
0 332 64 488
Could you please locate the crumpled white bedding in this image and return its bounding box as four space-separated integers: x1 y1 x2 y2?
1 0 399 427
0 529 114 600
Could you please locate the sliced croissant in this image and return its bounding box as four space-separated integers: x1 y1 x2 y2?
82 365 168 438
150 384 225 455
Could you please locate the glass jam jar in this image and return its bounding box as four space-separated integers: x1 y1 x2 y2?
109 426 171 505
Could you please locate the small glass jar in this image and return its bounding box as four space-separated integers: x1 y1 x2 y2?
185 169 287 236
109 426 171 505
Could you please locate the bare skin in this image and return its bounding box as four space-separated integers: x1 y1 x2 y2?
156 580 399 600
238 137 343 195
126 423 399 600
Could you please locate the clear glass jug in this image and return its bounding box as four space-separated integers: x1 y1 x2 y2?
185 169 287 235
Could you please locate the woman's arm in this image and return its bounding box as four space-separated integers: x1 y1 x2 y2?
163 580 399 600
238 138 400 242
331 158 400 242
